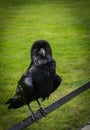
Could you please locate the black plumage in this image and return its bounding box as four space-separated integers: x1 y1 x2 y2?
6 40 62 114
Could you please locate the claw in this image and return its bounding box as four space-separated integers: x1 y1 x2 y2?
30 114 39 122
39 107 47 117
36 99 47 117
27 104 39 122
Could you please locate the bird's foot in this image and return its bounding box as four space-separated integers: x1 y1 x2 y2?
39 107 47 117
30 114 39 122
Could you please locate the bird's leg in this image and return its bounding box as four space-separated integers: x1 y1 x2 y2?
37 99 42 108
27 104 38 122
36 99 47 117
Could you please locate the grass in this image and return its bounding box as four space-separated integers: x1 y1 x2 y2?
0 0 90 130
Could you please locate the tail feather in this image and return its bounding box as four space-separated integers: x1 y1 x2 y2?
5 97 24 109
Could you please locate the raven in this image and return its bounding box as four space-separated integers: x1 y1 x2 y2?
6 40 62 119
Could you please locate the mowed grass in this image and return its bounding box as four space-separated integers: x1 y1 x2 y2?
0 0 90 130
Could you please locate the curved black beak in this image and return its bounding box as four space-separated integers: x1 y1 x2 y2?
39 48 46 57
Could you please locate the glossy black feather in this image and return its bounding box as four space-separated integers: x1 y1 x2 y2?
6 40 62 109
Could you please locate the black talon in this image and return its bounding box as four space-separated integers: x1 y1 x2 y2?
30 114 35 121
30 114 39 122
36 99 47 117
27 104 39 122
39 107 47 117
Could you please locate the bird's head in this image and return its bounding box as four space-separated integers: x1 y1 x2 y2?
31 40 52 62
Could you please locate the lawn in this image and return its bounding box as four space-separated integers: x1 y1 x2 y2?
0 0 90 130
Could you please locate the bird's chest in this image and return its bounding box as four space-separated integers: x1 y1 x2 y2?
34 65 54 82
32 67 55 96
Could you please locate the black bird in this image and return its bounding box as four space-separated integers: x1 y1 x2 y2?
6 40 62 119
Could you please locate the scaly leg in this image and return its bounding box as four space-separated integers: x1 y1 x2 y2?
27 104 38 122
36 99 47 117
